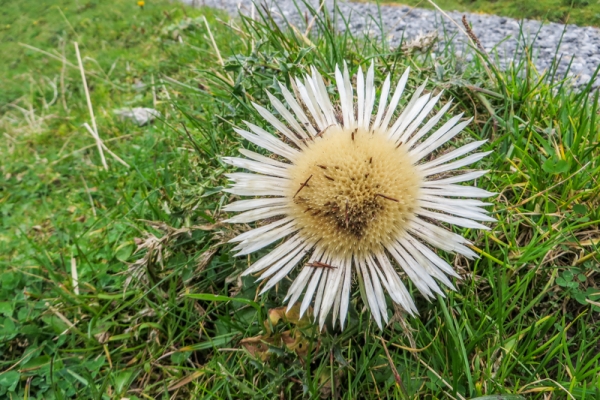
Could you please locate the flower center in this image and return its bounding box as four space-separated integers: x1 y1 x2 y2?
287 126 422 258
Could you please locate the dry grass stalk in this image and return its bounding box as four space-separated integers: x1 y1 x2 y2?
74 41 107 170
70 257 79 295
82 123 130 168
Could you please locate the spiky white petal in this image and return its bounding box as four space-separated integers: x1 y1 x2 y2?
233 126 298 161
357 257 382 329
397 92 442 143
405 100 453 148
310 66 337 125
363 62 376 131
372 74 391 130
389 80 428 140
243 234 304 276
222 156 288 178
232 221 298 256
338 256 353 327
420 151 493 176
223 205 288 224
258 241 313 292
378 67 410 132
230 217 292 244
312 266 328 318
277 81 317 137
318 255 345 329
420 185 496 198
223 197 287 213
356 67 365 129
252 102 305 148
412 117 471 160
295 77 327 130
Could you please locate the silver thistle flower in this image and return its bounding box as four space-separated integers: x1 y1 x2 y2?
222 62 494 330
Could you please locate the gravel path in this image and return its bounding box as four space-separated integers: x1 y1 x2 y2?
185 0 600 86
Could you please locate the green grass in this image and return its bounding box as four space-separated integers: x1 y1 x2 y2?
1 0 600 399
380 0 600 27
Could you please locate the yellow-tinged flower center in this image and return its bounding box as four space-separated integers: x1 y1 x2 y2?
287 126 423 258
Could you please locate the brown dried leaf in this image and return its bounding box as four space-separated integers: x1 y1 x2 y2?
94 331 110 344
195 246 219 274
268 304 312 329
240 305 317 362
281 330 310 357
166 370 204 392
239 335 278 361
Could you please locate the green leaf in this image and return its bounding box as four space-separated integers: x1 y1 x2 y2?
562 270 574 281
0 302 13 318
85 356 106 378
65 369 88 385
171 351 191 364
183 333 238 350
573 204 587 215
0 370 20 391
567 281 579 289
1 317 16 334
21 356 50 370
201 186 223 198
0 272 19 290
186 293 261 311
113 370 133 394
542 157 570 174
574 292 588 305
115 243 135 262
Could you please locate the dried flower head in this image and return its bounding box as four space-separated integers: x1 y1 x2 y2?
223 62 494 329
